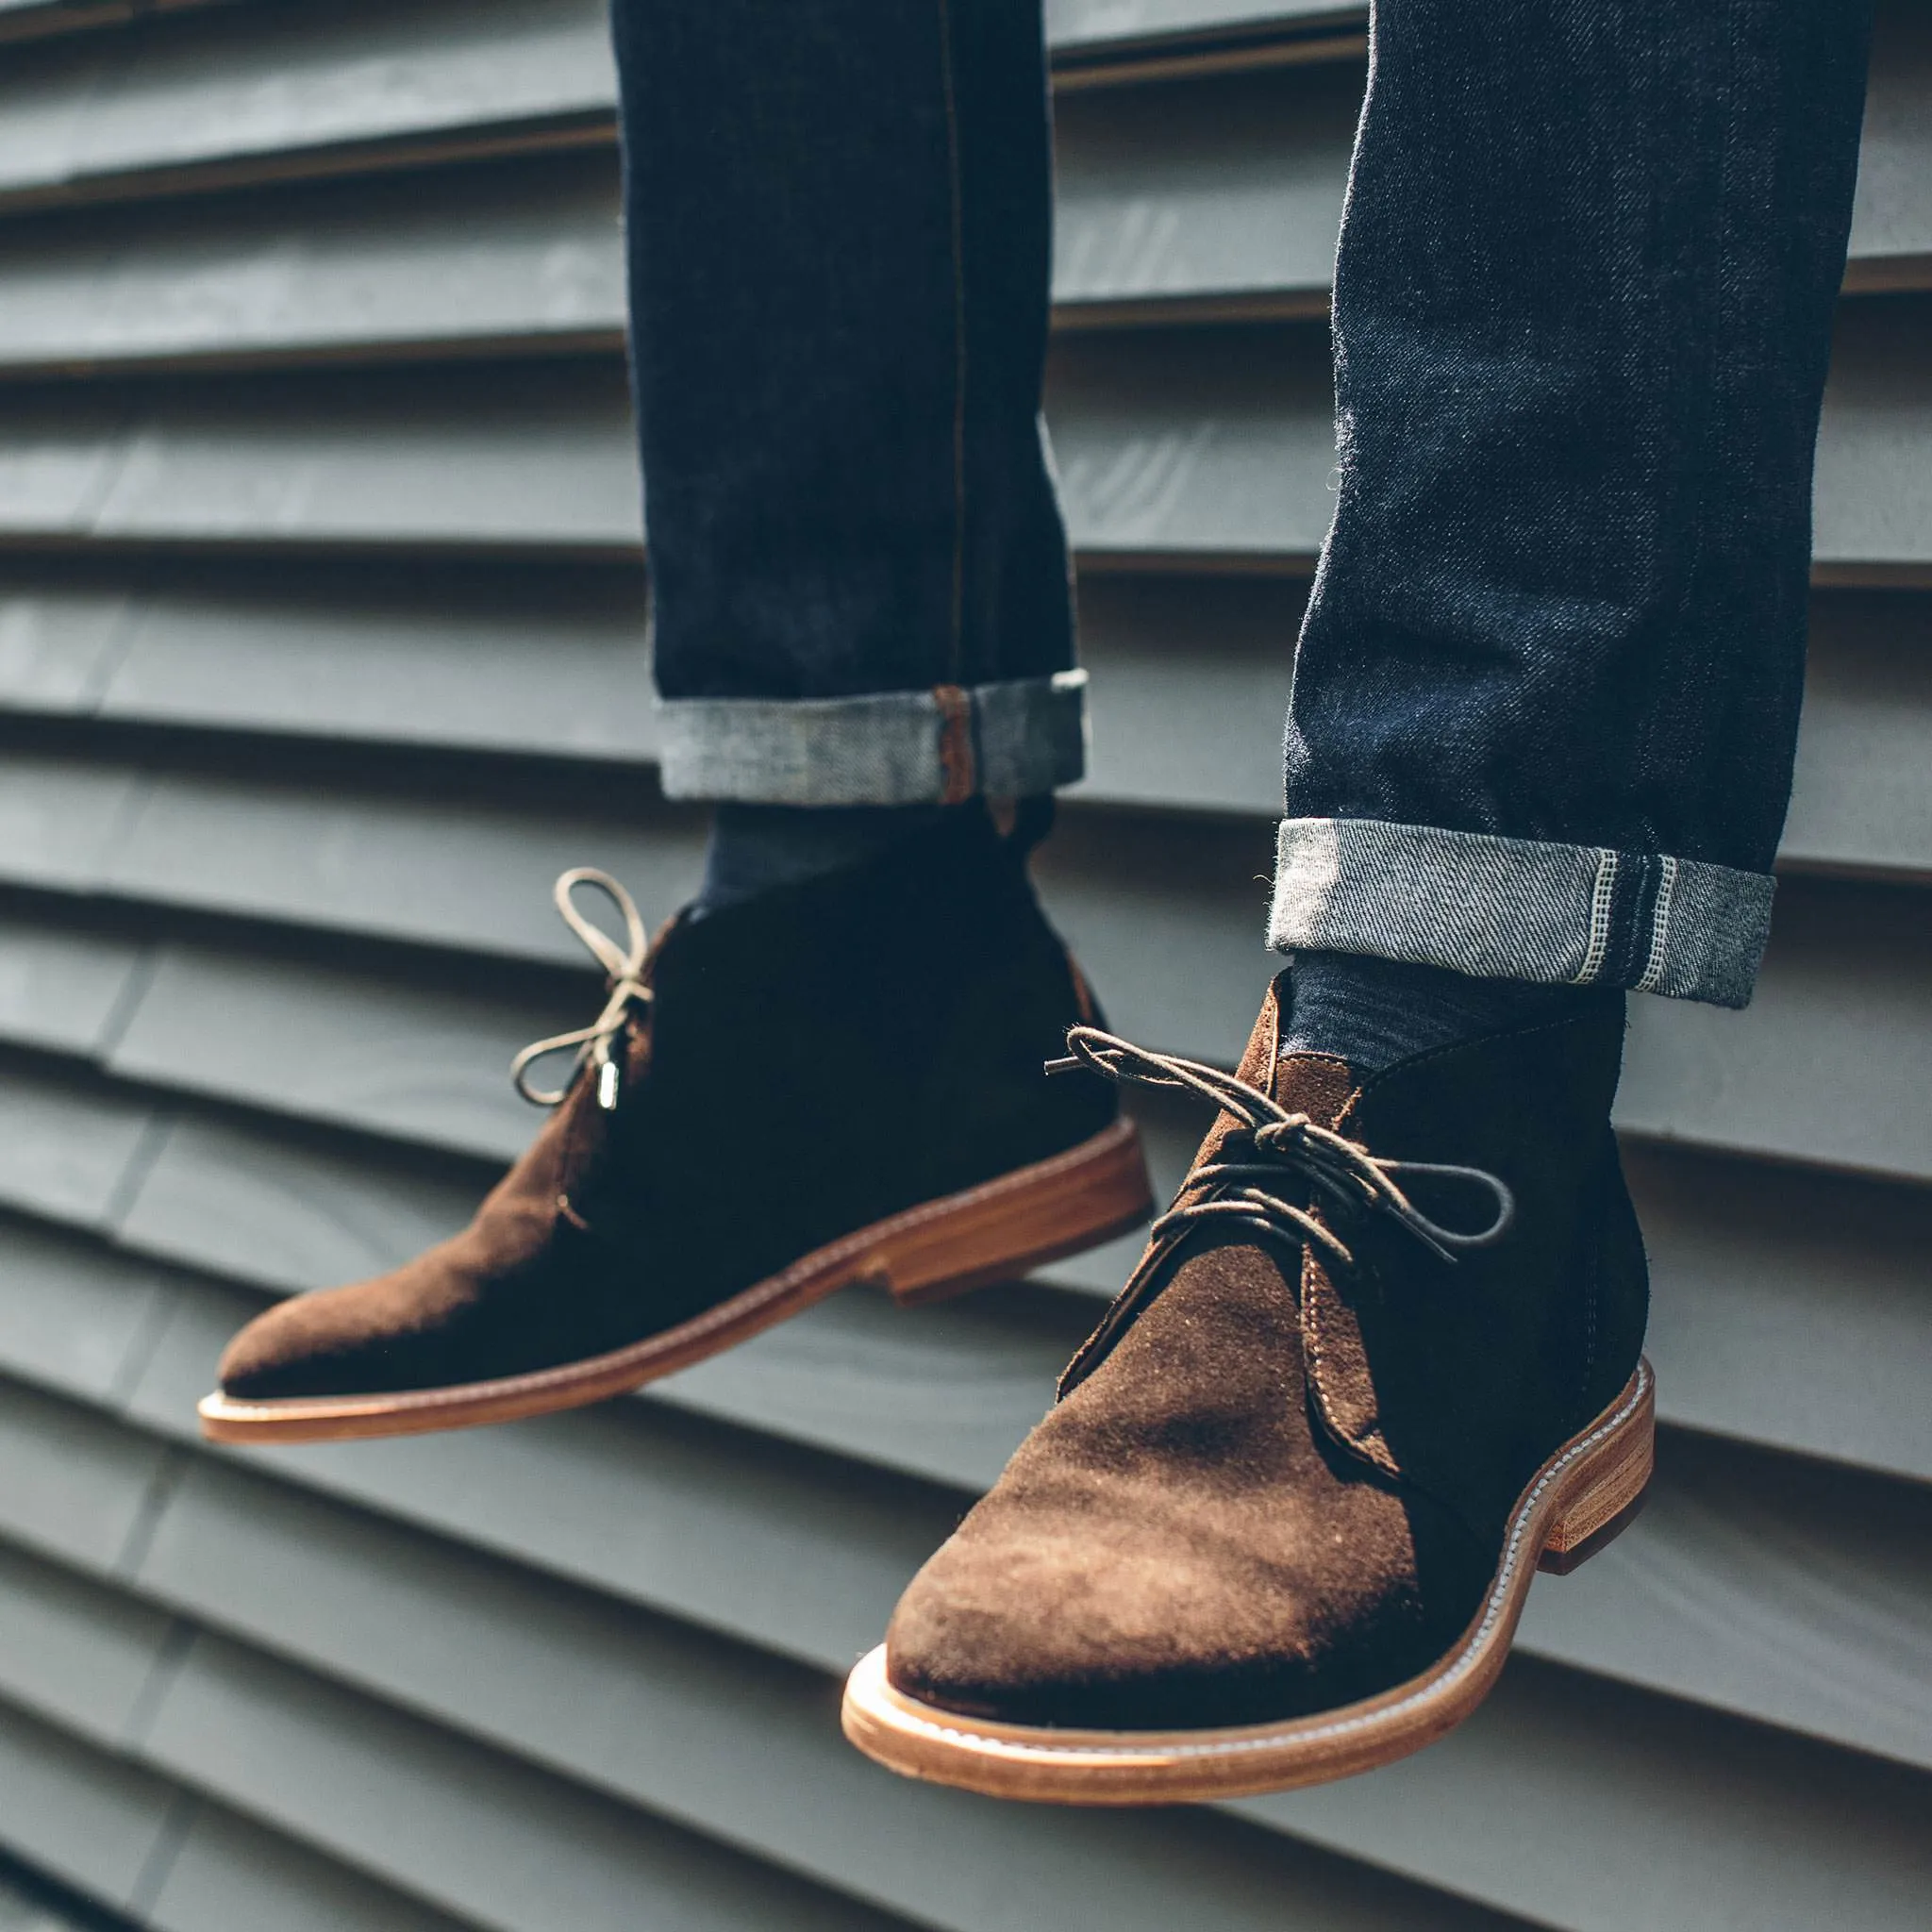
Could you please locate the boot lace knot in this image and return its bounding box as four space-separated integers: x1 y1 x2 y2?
1050 1024 1513 1274
510 868 653 1110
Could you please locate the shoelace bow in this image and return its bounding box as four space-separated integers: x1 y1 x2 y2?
510 868 654 1111
1049 1024 1514 1276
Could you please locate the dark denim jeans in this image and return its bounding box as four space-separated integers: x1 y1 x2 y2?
610 0 1082 808
610 0 1873 1006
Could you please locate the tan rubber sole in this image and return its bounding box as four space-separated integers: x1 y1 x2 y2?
197 1118 1154 1447
841 1356 1655 1806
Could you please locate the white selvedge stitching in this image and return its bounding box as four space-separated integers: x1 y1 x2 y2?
1572 849 1619 985
1634 855 1678 995
881 1360 1651 1762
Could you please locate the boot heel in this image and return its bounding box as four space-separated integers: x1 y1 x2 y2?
1538 1361 1655 1575
874 1121 1154 1308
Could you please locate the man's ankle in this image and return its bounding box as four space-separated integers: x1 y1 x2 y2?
693 800 972 917
1279 951 1622 1074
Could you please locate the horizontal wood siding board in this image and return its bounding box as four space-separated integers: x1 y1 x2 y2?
3 571 1928 888
1235 1653 1932 1932
0 0 1918 290
0 312 1927 572
148 1801 487 1932
0 1178 1926 1795
0 0 618 211
0 758 1921 1179
4 1344 1932 1932
0 1696 182 1921
0 1544 922 1932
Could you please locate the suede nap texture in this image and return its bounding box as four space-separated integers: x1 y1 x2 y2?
885 973 1647 1733
218 809 1117 1401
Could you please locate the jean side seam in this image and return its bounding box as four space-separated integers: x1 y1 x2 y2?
936 0 968 687
1634 855 1679 994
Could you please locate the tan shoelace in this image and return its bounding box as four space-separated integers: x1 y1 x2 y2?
510 868 654 1111
1050 1024 1514 1276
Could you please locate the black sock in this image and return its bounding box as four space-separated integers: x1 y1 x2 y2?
1279 951 1618 1074
693 801 959 917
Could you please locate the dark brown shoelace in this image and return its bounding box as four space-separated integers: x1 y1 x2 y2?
1049 1024 1514 1279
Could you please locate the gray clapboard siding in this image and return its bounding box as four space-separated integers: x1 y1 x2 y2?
1238 1655 1932 1932
0 1544 923 1932
0 1858 128 1932
0 1699 182 1922
2 13 1926 354
4 309 1931 572
1629 1145 1932 1485
1780 591 1932 878
0 1687 474 1932
1516 1428 1932 1774
0 0 1360 220
5 1189 1929 1811
1851 0 1932 287
1618 874 1932 1183
0 1065 158 1234
1045 0 1362 55
104 942 580 1164
8 1321 1932 1932
0 155 626 379
6 570 1930 888
0 563 659 761
0 1218 176 1410
1816 295 1932 577
0 919 144 1058
142 1639 923 1932
2 746 1925 1182
0 0 617 212
144 1801 483 1932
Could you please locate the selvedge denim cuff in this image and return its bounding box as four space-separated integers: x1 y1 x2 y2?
1269 817 1774 1008
657 670 1087 806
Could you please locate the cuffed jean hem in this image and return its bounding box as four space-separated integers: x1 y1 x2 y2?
1268 817 1774 1008
656 669 1088 806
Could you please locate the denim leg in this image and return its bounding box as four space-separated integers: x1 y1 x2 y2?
610 0 1083 805
1273 0 1874 1006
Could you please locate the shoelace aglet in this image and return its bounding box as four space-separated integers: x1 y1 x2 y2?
596 1058 622 1111
1043 1055 1080 1077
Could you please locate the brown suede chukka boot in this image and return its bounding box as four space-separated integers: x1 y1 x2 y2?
200 808 1153 1444
843 972 1653 1803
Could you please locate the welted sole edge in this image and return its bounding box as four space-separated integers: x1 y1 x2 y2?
841 1357 1655 1806
197 1118 1154 1446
